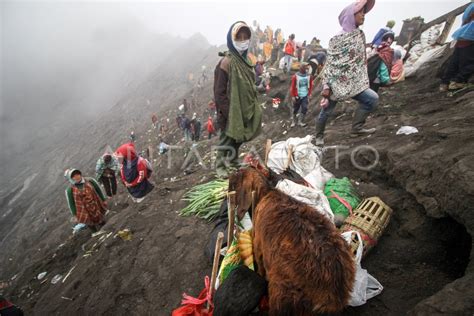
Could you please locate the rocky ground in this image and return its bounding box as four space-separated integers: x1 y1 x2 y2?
1 47 473 315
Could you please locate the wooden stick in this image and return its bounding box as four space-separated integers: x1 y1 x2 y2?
251 190 256 227
264 139 272 166
227 191 236 247
284 145 293 170
209 232 224 308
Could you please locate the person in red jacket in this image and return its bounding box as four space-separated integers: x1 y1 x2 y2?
283 34 296 73
207 116 216 139
290 63 313 127
115 143 154 203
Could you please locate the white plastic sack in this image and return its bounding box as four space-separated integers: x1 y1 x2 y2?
267 135 334 191
278 57 286 70
341 231 383 306
405 45 446 77
276 179 334 223
420 24 442 48
396 126 419 135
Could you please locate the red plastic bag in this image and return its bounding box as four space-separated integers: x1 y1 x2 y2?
172 277 213 316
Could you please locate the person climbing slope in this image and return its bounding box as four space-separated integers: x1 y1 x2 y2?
213 21 262 178
316 0 379 146
115 142 154 203
64 168 107 232
439 2 474 92
290 63 313 127
95 153 120 198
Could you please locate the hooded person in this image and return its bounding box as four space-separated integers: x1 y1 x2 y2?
368 31 395 92
440 2 474 91
115 143 154 203
95 153 120 198
64 168 107 232
290 63 313 127
213 21 262 178
316 0 379 146
390 49 405 83
371 19 396 47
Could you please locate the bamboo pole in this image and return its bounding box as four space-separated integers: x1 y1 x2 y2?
209 232 224 309
227 191 236 247
251 190 256 226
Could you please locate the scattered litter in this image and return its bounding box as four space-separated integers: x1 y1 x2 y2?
72 223 87 234
239 153 246 157
117 229 133 241
282 130 287 135
396 126 419 135
91 230 107 238
433 123 439 127
61 296 73 301
37 272 47 280
170 177 177 182
62 265 76 283
51 274 62 284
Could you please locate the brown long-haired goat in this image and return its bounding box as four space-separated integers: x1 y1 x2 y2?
229 167 355 315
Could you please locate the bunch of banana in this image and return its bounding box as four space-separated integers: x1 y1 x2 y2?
238 230 254 267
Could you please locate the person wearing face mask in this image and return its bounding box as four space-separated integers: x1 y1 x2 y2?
213 21 262 178
64 168 107 232
316 0 378 146
290 63 313 127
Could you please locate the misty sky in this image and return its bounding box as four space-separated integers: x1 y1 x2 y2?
123 0 468 46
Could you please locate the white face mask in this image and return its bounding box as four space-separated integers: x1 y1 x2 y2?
233 39 250 54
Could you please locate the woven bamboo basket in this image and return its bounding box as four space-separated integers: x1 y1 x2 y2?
340 197 393 257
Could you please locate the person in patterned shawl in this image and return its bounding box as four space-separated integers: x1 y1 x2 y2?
65 168 107 232
316 0 379 146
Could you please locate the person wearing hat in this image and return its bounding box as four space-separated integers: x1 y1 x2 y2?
317 0 378 146
368 31 395 92
290 63 313 127
115 142 154 203
213 21 262 178
95 153 120 198
64 168 107 232
371 20 396 47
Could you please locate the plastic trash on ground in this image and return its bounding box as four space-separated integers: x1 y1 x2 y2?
396 126 419 135
37 272 47 280
51 274 63 284
117 229 132 241
72 223 87 234
341 231 383 306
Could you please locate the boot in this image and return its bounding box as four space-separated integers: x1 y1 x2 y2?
351 109 376 135
290 114 297 128
315 121 326 146
297 113 307 127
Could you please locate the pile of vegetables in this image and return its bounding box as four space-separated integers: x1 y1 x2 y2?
180 179 228 221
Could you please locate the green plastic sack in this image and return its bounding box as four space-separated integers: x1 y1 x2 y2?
324 177 360 219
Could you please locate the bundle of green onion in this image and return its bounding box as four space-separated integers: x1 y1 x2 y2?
180 179 228 221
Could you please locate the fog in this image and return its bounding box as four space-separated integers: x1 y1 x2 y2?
1 1 186 154
0 0 467 156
